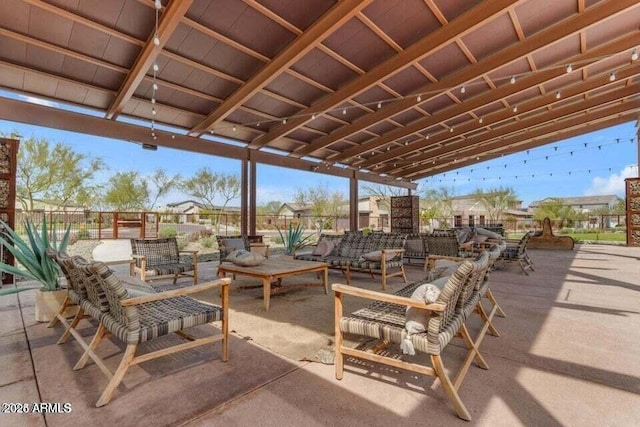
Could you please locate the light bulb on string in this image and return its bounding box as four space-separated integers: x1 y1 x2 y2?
152 83 158 91
478 117 483 124
609 71 616 81
416 94 422 102
153 62 159 72
153 33 160 46
377 102 382 109
155 0 162 9
510 75 516 84
513 105 518 112
555 91 561 99
632 49 638 61
566 64 572 73
460 86 466 94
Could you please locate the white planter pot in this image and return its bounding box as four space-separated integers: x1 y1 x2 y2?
34 288 78 323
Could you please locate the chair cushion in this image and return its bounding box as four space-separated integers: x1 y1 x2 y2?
312 239 335 257
222 238 246 252
228 249 265 266
475 227 502 240
472 234 489 244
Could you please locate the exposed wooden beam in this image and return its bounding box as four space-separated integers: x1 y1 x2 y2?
0 96 415 189
189 0 372 136
352 34 640 167
295 0 638 160
105 0 193 120
248 0 521 150
396 84 640 177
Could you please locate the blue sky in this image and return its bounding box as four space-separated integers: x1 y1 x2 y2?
1 98 637 209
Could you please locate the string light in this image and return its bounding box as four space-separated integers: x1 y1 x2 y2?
478 117 483 124
555 91 561 99
510 75 516 84
513 105 518 112
282 118 287 124
342 108 347 115
377 102 382 109
460 86 466 94
632 49 638 61
566 64 572 73
417 94 422 102
609 71 616 81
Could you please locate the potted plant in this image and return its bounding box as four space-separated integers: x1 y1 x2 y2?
0 218 72 322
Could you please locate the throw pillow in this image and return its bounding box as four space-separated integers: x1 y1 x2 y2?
431 259 461 279
229 249 265 266
312 239 334 257
360 250 383 262
456 228 472 244
400 282 443 356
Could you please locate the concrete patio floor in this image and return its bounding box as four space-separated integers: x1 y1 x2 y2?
1 244 639 426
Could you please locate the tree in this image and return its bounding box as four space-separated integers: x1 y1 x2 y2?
14 136 104 210
180 168 240 232
104 171 149 211
421 186 455 228
471 186 519 222
256 200 282 226
294 183 346 231
532 198 577 228
360 183 406 213
147 168 181 210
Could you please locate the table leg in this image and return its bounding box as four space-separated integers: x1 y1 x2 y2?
322 267 328 294
263 277 271 311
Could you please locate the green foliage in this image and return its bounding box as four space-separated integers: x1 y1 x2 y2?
16 136 104 210
75 229 91 240
180 168 241 232
421 186 455 227
201 237 214 248
294 183 346 232
471 186 519 221
276 223 314 255
0 218 71 295
533 198 578 228
104 171 149 210
148 169 181 210
177 239 188 251
158 227 177 238
361 227 372 236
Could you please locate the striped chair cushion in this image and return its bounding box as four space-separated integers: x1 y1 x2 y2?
347 259 404 270
102 296 224 344
143 262 191 277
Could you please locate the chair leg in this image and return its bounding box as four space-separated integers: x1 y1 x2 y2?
344 266 351 285
57 307 85 344
431 355 471 421
486 288 506 318
193 255 198 285
74 323 107 371
47 295 71 328
400 264 408 283
96 344 137 407
221 284 229 362
476 302 500 337
334 291 344 380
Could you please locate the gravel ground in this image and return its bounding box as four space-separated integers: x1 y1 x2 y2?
66 240 103 260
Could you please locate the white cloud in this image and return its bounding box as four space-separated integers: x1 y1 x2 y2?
20 95 56 107
584 165 639 196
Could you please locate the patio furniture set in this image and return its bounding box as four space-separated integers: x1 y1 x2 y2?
44 230 533 419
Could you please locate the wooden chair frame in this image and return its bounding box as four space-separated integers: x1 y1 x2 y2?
130 238 198 285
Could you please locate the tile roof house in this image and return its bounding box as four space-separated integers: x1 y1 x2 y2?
528 195 620 213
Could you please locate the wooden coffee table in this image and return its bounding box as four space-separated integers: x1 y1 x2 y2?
217 258 329 311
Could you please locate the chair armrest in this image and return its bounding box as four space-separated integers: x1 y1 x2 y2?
381 248 405 255
179 250 199 255
121 278 231 307
425 254 467 271
131 254 146 260
332 283 444 312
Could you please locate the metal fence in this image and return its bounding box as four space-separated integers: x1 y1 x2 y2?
11 211 627 241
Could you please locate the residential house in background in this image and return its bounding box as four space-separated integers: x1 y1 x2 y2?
277 196 388 230
528 195 622 228
446 194 531 228
165 200 240 224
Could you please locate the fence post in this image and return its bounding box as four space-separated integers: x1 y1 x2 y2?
113 212 119 239
98 212 102 240
155 213 160 237
141 212 146 239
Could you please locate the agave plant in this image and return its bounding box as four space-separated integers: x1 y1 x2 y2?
276 222 314 256
0 218 71 295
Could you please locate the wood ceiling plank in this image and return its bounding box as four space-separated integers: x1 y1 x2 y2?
294 0 638 160
249 0 520 150
106 0 194 119
189 0 373 136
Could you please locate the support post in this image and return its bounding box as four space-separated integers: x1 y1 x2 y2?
350 172 358 231
249 159 257 236
241 158 248 236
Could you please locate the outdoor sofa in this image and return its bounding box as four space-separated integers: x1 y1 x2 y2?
294 231 407 289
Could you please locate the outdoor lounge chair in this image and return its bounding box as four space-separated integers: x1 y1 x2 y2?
74 260 230 407
333 252 490 421
498 232 535 275
130 237 198 285
216 234 270 263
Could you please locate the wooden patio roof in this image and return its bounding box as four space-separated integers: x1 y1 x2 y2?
0 0 639 189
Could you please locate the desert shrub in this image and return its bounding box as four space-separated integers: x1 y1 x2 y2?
188 232 200 242
159 227 177 238
177 238 187 250
199 229 213 238
201 237 214 248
